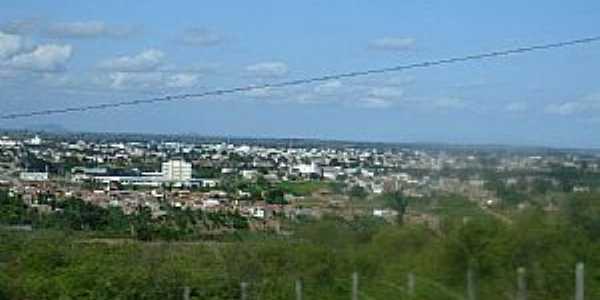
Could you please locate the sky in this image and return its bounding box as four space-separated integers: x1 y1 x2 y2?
1 0 599 148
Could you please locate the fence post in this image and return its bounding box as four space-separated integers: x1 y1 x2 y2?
295 279 303 300
516 267 527 300
352 272 359 300
576 262 584 300
467 267 476 300
407 272 415 298
241 282 248 300
182 286 191 300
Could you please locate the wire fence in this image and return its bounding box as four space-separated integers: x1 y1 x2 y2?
171 262 587 300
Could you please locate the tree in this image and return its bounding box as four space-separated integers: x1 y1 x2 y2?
0 190 30 225
348 185 367 200
264 189 287 205
563 192 600 241
383 192 408 225
132 206 155 241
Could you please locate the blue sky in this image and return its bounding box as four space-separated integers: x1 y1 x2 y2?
1 0 599 148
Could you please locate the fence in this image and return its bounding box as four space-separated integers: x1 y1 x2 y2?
181 262 587 300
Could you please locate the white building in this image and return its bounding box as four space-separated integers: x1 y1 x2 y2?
249 207 266 218
202 199 220 209
322 167 342 180
291 163 321 177
201 179 219 188
0 137 17 147
20 172 49 182
162 160 192 182
241 170 259 180
25 136 42 146
373 209 398 218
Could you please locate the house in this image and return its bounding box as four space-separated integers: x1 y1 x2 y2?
373 209 397 218
249 206 266 218
202 199 220 209
20 172 49 182
200 179 219 188
290 163 321 178
248 205 276 219
322 166 342 180
241 170 259 180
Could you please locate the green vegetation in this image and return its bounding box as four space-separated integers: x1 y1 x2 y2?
427 194 484 217
193 166 221 179
380 191 408 224
0 190 249 242
264 188 287 205
277 180 332 196
348 185 368 199
0 190 30 225
3 189 600 299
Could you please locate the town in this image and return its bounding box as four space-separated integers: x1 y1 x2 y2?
2 131 599 236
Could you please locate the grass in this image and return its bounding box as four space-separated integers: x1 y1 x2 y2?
277 181 332 196
426 194 484 217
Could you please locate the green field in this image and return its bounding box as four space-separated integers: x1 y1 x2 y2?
277 180 333 196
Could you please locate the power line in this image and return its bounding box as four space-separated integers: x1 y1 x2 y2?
2 36 600 120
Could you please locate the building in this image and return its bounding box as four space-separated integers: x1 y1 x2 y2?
20 172 49 182
290 163 321 178
0 137 17 147
25 136 42 146
162 160 192 182
241 170 259 180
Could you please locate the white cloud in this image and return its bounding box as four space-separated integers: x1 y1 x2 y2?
383 75 415 86
166 73 199 88
0 31 71 73
505 102 528 113
181 28 223 46
370 37 415 51
2 19 136 38
103 71 199 90
245 61 288 77
293 93 321 104
544 93 600 116
4 44 72 72
429 97 466 110
545 102 585 116
244 86 279 98
367 87 405 100
99 49 165 72
359 97 393 108
107 72 162 89
45 21 135 39
314 80 343 94
286 82 407 107
582 93 600 105
0 19 39 35
0 31 28 59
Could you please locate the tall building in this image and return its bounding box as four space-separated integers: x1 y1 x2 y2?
162 160 192 182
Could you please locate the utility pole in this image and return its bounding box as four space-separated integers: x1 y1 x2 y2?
352 272 359 300
240 282 248 300
466 267 476 300
576 262 584 300
182 286 191 300
407 272 415 299
516 267 527 300
295 279 303 300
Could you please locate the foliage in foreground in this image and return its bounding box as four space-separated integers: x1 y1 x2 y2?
2 190 600 299
2 200 600 299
